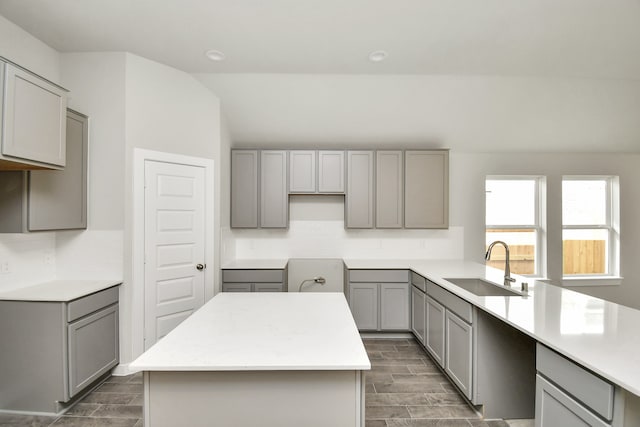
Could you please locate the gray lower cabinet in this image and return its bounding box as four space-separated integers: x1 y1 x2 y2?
425 295 446 366
0 59 68 170
260 150 288 228
231 150 259 228
0 286 119 413
0 109 88 232
345 150 374 228
535 343 616 427
411 285 425 343
221 268 287 292
347 269 410 331
404 150 449 229
445 310 473 399
376 150 403 228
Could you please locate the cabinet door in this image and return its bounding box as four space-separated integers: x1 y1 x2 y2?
376 150 403 228
67 304 119 398
426 296 446 367
231 150 259 228
260 150 288 228
28 110 88 230
318 150 345 193
411 286 425 343
348 283 378 330
445 310 473 399
404 150 449 229
254 283 283 292
346 151 374 228
289 150 316 193
2 63 67 167
222 283 252 292
535 375 609 427
380 283 410 330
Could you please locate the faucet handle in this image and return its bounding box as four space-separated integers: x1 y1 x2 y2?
504 276 516 286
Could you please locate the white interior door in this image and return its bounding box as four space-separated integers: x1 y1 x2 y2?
144 160 206 349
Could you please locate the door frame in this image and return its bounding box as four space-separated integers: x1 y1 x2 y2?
131 148 215 362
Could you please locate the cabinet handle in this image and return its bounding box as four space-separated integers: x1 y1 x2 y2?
196 263 206 271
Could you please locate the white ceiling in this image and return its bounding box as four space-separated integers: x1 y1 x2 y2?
2 0 640 151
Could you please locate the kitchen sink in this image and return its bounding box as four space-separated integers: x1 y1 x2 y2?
443 278 525 297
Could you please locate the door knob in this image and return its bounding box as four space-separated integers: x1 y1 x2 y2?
196 263 206 271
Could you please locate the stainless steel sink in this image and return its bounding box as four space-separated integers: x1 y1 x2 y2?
443 278 524 297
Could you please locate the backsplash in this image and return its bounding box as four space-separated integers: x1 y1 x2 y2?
228 220 464 260
0 233 56 291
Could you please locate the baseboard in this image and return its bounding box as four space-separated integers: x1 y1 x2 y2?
359 332 414 339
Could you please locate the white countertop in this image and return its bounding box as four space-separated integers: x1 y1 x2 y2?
221 259 289 269
130 292 370 371
0 279 122 302
345 258 640 397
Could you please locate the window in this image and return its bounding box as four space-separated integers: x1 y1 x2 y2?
485 177 544 276
562 177 619 278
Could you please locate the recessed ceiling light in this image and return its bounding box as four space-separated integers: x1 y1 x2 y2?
205 49 225 61
368 50 388 62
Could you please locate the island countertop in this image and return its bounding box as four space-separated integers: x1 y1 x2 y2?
130 292 370 372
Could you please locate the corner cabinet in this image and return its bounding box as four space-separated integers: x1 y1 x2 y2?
0 59 68 170
347 269 410 331
0 286 120 413
0 109 88 233
404 150 449 229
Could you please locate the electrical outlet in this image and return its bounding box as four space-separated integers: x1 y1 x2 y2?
0 261 10 274
44 251 55 265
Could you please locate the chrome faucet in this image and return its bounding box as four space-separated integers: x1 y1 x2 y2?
485 241 516 287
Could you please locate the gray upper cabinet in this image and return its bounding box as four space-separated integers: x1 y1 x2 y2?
28 110 88 231
376 150 403 228
260 150 288 228
289 150 316 193
0 110 88 233
0 59 68 170
231 150 259 228
317 150 345 193
346 150 374 228
404 150 449 229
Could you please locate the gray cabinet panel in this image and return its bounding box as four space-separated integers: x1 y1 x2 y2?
253 283 284 292
68 304 119 398
260 150 288 228
426 295 446 367
376 150 403 228
289 150 316 193
222 269 284 283
411 286 425 343
445 310 473 399
346 151 374 228
1 61 67 168
348 283 378 330
411 271 426 292
427 280 473 324
536 344 614 421
349 269 408 283
29 110 88 230
535 375 609 427
380 283 410 330
404 150 449 229
318 150 345 193
68 286 119 322
231 150 259 228
222 283 252 292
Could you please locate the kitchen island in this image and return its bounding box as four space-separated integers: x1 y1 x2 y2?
130 292 370 427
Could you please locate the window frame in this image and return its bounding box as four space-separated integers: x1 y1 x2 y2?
561 175 620 280
485 175 546 278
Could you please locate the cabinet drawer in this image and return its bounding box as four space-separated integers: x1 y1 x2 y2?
222 283 252 292
67 286 119 322
426 281 472 324
254 283 284 292
536 344 614 421
410 272 426 292
222 269 284 283
349 269 408 283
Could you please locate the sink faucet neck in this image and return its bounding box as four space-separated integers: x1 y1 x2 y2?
485 240 516 287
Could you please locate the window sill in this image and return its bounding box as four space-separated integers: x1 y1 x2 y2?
560 276 623 287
